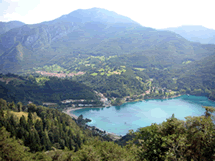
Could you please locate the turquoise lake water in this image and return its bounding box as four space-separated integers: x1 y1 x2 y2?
71 95 215 135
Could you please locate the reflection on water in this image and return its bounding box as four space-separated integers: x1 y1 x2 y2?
72 95 215 135
114 106 121 111
180 95 215 106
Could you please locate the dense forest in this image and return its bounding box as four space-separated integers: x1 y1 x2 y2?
0 99 215 160
0 73 102 109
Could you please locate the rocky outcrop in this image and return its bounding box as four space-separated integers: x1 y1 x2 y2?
76 114 92 125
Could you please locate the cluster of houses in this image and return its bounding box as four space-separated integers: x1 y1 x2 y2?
61 99 94 104
35 71 85 78
94 91 112 107
61 99 94 107
42 102 57 106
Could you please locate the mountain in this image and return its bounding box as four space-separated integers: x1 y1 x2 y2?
164 25 215 44
0 8 215 74
52 7 139 24
0 21 25 35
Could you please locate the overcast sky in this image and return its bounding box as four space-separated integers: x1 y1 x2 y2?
0 0 215 29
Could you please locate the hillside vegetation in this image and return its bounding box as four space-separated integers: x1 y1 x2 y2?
0 73 101 108
0 99 215 160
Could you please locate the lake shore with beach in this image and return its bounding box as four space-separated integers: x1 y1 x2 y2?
63 106 122 140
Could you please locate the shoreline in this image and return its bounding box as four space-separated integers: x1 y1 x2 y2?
113 94 182 107
63 107 84 119
64 107 122 140
63 106 105 119
64 94 183 119
63 94 213 138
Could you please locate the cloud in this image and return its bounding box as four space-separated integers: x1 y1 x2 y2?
1 12 23 21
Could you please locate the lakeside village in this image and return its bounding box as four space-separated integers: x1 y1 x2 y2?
43 85 181 111
59 91 112 108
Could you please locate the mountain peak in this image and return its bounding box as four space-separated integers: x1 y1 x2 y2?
56 7 139 25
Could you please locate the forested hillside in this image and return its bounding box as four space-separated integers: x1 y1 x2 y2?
0 73 101 107
174 53 215 99
0 99 215 160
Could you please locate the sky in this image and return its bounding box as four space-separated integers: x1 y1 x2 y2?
0 0 215 30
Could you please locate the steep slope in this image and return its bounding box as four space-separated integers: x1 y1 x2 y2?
164 25 215 44
174 52 215 99
0 8 215 73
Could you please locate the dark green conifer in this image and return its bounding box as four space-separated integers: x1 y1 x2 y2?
28 112 33 126
17 102 23 112
0 98 7 109
19 115 27 127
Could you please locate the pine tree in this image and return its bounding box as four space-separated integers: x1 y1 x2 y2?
0 127 31 161
0 108 4 125
28 112 33 126
35 120 43 137
29 129 41 152
17 102 23 112
41 130 51 150
27 103 37 112
0 98 7 109
8 101 17 111
17 127 26 140
20 115 27 129
9 115 17 127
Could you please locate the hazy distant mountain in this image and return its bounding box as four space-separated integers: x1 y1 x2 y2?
0 8 215 73
0 21 25 35
51 7 139 25
164 25 215 44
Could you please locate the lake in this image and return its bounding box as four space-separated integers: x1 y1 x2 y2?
71 95 215 135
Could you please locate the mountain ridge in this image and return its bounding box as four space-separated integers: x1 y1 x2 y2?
0 8 215 74
53 7 140 25
0 21 25 35
164 25 215 44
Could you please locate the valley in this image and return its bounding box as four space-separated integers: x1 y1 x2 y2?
0 7 215 161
